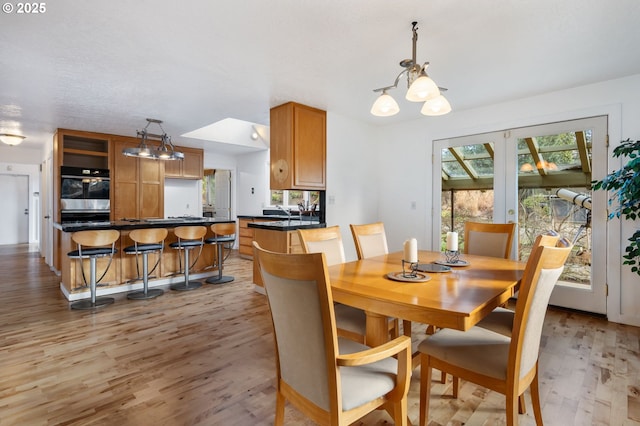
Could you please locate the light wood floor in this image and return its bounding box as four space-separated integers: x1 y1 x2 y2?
1 244 639 425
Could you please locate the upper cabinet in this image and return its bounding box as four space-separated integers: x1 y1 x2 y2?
164 146 203 179
270 102 326 190
56 129 110 169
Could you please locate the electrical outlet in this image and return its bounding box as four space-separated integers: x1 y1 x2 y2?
328 195 336 205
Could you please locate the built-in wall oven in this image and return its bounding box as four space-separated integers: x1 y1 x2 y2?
60 166 111 223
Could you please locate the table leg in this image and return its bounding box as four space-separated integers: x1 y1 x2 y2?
365 311 390 347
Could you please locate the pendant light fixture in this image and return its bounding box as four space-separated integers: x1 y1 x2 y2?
371 21 451 117
122 118 184 160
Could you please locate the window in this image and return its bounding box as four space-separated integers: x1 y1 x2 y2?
270 189 320 210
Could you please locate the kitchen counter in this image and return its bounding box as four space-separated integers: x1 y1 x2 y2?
54 217 233 232
248 220 325 231
56 217 236 301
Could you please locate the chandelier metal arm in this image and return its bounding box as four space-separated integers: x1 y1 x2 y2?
372 69 409 93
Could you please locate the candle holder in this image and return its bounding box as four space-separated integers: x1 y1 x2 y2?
402 259 419 278
445 250 460 264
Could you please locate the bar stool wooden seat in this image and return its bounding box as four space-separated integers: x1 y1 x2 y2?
124 228 168 300
169 226 206 291
67 229 120 310
205 222 236 285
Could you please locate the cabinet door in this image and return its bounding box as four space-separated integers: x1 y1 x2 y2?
293 105 326 189
182 149 203 179
139 158 163 218
164 157 182 177
113 139 139 220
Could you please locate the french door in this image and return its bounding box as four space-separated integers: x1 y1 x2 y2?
432 116 608 314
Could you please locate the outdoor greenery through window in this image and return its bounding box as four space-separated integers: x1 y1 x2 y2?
441 129 593 286
270 190 320 210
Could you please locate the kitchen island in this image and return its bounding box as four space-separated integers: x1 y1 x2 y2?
55 217 235 301
248 219 325 288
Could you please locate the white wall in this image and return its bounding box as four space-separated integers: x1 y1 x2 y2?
164 179 202 217
376 73 640 326
236 150 269 216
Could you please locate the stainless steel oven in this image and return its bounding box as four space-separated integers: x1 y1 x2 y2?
60 166 111 223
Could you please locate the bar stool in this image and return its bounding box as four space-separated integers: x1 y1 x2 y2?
124 228 168 300
68 229 120 310
205 222 236 285
170 225 206 291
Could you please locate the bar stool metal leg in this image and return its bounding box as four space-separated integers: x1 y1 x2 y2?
170 247 202 291
206 241 234 284
71 257 115 310
128 251 164 299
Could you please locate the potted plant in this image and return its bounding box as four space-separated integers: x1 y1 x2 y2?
592 138 640 276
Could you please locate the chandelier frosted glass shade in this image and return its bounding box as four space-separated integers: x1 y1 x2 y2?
405 74 440 102
371 91 400 117
420 94 452 116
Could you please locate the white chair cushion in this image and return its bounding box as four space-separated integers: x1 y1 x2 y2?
418 326 511 380
333 303 367 335
338 338 398 411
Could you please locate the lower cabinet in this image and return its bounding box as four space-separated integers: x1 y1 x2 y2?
252 228 302 286
238 218 272 259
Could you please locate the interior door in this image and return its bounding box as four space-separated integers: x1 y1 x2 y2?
433 116 607 315
214 169 231 220
0 174 29 244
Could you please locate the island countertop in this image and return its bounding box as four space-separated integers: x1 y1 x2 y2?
54 217 234 232
247 220 326 231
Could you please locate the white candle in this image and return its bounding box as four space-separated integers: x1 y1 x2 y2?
446 232 458 251
403 238 418 263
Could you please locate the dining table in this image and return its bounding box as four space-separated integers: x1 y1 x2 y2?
327 249 526 347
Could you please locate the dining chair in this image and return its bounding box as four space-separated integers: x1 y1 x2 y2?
298 226 398 344
417 242 572 426
464 221 517 259
253 242 412 426
350 222 410 338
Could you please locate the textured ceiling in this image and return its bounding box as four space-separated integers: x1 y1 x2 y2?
1 0 640 154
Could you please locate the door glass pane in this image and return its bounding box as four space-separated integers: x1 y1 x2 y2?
517 130 592 286
441 142 494 252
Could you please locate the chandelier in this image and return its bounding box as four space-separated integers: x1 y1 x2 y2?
122 118 184 160
370 21 451 117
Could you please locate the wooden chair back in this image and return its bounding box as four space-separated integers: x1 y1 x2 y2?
349 222 389 260
463 221 516 259
173 226 207 241
129 228 168 245
297 226 345 266
211 222 236 237
72 229 120 248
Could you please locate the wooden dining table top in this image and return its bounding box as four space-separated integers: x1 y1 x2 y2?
328 250 526 336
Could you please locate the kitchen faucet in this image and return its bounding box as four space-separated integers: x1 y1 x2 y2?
276 205 292 223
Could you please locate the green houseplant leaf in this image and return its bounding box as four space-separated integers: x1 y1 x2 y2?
592 138 640 276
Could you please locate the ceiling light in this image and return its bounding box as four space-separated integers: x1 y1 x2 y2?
371 21 451 117
122 118 184 160
0 133 26 146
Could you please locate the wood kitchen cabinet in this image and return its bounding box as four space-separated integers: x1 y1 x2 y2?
270 102 326 190
112 137 164 219
252 228 303 286
164 146 203 179
238 217 273 259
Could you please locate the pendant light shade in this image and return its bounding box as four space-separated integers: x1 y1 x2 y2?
421 94 452 116
405 72 440 102
371 90 400 117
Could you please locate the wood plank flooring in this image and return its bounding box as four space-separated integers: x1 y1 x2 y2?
1 244 639 425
